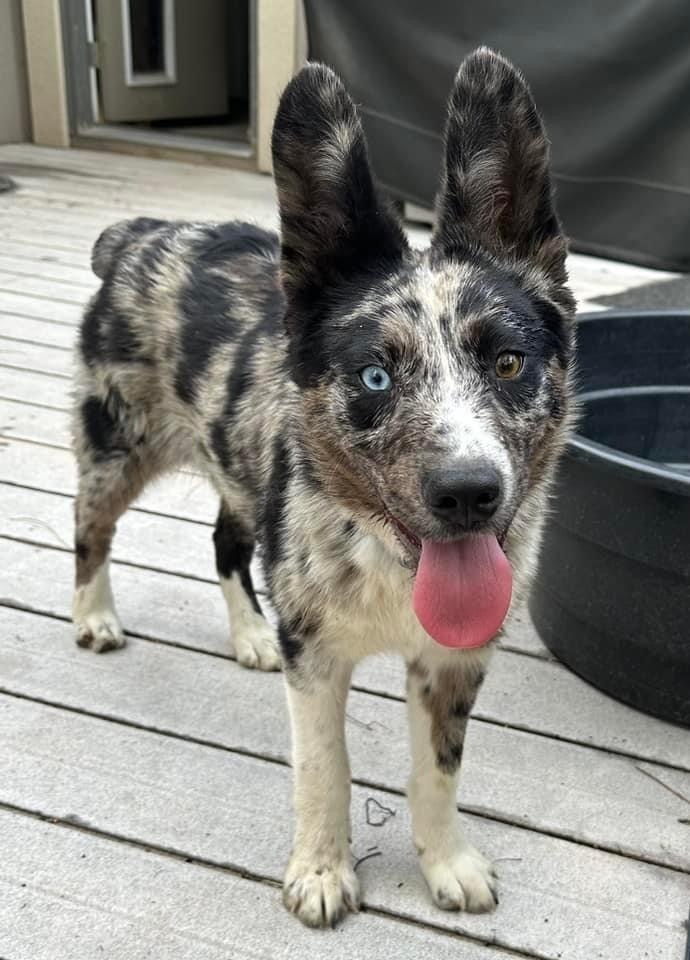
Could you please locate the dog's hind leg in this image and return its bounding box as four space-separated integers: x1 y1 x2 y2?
406 654 498 914
72 391 155 653
73 453 150 654
214 501 281 671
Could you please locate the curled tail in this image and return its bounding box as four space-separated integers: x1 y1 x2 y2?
91 217 167 279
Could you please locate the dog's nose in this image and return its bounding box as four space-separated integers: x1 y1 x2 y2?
423 462 502 528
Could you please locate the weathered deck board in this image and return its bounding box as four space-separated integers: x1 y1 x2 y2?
0 397 72 447
0 274 94 304
474 653 690 771
0 201 246 238
1 145 276 193
2 695 687 960
0 253 98 286
0 191 279 236
2 167 278 209
1 337 75 378
1 809 519 960
0 225 94 253
0 329 78 356
0 275 92 305
0 313 77 348
0 289 80 323
1 366 72 408
2 602 688 870
0 240 90 267
3 157 277 202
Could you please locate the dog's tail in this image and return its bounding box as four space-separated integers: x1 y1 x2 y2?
91 217 166 279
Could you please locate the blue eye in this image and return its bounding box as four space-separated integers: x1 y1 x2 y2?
359 365 392 392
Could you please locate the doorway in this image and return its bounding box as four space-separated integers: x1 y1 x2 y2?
63 0 252 160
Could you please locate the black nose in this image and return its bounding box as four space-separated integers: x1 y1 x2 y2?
423 462 502 528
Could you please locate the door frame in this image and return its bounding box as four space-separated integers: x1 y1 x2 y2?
57 0 286 164
21 0 71 146
29 0 305 166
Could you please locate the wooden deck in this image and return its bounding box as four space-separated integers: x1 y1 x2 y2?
0 144 688 960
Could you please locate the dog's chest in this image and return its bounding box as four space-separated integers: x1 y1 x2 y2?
314 533 432 662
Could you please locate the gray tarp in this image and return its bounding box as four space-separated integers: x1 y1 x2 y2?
304 1 690 272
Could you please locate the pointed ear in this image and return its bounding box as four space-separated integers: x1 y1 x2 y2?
271 63 408 307
432 47 567 283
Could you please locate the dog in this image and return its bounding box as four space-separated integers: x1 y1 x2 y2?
72 47 576 928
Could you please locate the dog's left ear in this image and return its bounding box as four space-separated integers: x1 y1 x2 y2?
432 47 567 284
272 63 408 313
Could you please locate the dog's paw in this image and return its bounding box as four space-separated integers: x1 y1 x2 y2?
233 617 281 671
283 856 360 928
422 843 497 913
75 611 126 653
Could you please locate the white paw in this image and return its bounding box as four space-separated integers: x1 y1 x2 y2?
75 610 126 653
283 854 360 928
421 843 497 913
233 616 281 671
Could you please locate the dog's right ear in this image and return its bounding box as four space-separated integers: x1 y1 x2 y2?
271 64 408 312
432 48 567 286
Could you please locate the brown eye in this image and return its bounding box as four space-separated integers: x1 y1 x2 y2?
495 352 524 380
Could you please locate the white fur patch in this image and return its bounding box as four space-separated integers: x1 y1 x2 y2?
72 562 125 653
220 573 281 671
422 843 497 912
319 119 358 179
435 389 516 504
283 851 359 928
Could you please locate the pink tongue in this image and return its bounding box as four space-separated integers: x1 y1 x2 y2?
412 536 513 649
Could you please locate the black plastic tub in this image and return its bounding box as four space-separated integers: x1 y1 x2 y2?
529 310 690 725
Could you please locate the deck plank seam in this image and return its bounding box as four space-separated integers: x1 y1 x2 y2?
2 686 689 871
0 800 555 960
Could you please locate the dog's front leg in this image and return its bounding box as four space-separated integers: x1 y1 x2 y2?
282 654 359 927
406 654 498 913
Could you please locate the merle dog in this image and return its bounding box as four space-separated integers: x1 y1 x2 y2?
72 48 576 927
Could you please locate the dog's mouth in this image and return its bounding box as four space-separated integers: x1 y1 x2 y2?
385 511 509 558
384 510 513 651
387 514 422 556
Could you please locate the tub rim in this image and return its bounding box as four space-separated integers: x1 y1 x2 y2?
570 309 690 498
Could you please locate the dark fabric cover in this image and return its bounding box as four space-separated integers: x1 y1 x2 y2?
304 1 690 271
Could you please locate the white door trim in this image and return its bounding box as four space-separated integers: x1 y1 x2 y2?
256 0 307 173
21 0 70 147
120 0 177 88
